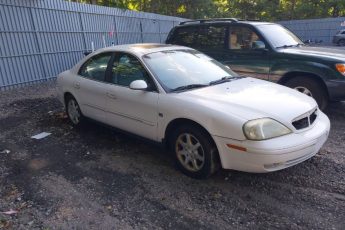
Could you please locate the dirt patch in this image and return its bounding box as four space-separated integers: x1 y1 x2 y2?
0 82 344 229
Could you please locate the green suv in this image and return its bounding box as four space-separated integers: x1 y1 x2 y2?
166 18 345 109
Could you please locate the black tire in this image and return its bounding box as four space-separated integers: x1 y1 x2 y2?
338 39 345 46
285 76 328 110
170 124 220 179
65 95 84 127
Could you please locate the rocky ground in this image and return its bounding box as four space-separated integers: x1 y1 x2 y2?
0 82 344 230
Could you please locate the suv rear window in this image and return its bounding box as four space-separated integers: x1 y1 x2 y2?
194 25 226 49
169 27 198 46
169 25 226 49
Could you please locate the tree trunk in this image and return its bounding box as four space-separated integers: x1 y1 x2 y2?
290 0 296 20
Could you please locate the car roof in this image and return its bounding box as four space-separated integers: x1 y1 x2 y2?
93 43 192 56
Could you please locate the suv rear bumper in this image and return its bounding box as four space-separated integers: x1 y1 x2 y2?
326 79 345 101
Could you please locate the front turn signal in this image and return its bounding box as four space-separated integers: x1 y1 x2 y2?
227 144 247 152
336 64 345 76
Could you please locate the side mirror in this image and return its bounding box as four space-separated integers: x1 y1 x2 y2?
252 40 266 50
129 80 148 90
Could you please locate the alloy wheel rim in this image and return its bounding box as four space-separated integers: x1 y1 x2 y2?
294 86 313 97
67 100 80 125
176 133 205 172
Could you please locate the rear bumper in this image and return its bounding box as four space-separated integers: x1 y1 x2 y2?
213 112 330 173
326 79 345 101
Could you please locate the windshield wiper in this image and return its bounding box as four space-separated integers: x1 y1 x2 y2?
170 84 208 92
276 43 303 49
209 76 242 86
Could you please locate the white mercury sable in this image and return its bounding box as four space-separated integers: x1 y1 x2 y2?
57 44 330 178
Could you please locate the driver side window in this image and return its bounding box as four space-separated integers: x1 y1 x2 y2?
110 53 155 89
229 27 264 50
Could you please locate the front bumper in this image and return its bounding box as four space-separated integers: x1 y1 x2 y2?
213 112 330 173
326 79 345 101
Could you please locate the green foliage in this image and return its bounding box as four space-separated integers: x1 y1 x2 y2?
67 0 345 20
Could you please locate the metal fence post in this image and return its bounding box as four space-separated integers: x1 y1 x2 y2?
157 19 162 43
140 21 144 43
113 16 119 45
79 12 87 51
29 8 48 81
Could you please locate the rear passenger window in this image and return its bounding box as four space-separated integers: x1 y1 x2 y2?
195 25 226 49
170 27 197 47
79 53 112 82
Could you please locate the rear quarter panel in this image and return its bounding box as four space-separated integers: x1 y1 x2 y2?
57 70 77 107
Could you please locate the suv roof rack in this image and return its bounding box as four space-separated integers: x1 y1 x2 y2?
179 18 238 25
243 18 261 21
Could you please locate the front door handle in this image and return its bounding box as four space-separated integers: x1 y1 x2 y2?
74 82 80 89
106 92 117 99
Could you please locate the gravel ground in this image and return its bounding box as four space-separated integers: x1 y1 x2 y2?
0 82 344 230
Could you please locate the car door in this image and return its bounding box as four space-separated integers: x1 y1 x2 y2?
75 52 113 122
105 52 159 141
222 25 271 80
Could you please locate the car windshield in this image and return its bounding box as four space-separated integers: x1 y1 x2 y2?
142 49 239 92
257 24 303 48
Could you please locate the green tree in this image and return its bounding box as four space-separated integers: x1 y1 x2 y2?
66 0 345 20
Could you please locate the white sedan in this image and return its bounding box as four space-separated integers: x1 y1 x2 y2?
57 44 330 179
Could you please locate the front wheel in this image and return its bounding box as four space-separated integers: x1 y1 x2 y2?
171 124 220 179
285 76 328 110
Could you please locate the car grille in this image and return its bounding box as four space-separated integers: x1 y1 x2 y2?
292 109 318 130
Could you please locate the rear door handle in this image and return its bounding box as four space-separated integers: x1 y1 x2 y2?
74 82 80 89
106 92 117 99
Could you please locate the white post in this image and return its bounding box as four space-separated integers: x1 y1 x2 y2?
102 35 106 48
91 41 95 52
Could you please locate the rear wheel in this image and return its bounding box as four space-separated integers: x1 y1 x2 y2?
65 96 84 127
170 124 220 179
285 76 328 110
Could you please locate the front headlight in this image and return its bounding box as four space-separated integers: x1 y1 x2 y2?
243 118 292 141
335 64 345 76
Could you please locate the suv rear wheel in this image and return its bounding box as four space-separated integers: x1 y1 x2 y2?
285 76 328 110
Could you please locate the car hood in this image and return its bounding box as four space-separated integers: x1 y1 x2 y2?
280 46 345 61
181 78 317 126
